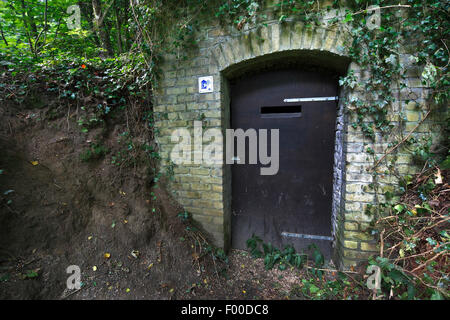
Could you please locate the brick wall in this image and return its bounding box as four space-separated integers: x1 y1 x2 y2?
153 4 446 268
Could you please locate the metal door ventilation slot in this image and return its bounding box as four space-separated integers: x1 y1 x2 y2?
260 105 302 118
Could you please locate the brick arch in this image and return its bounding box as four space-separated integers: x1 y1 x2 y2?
207 22 352 74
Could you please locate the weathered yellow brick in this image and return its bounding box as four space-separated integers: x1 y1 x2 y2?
344 249 372 260
181 191 201 199
178 176 200 183
406 110 420 122
202 209 223 216
208 27 226 37
221 42 235 65
313 28 325 50
405 101 418 110
173 167 189 174
322 29 337 51
154 105 166 112
260 26 271 54
271 24 280 52
190 168 210 176
346 210 373 223
345 201 362 211
344 231 374 241
201 192 222 201
346 183 362 193
344 222 359 231
345 193 375 203
361 242 379 252
190 183 211 191
166 87 187 95
344 240 358 249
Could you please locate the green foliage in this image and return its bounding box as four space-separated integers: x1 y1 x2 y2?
247 236 366 299
215 0 262 28
80 143 108 162
294 271 362 300
24 270 39 279
177 211 190 222
165 160 176 181
204 245 229 264
368 166 449 299
369 256 416 299
246 235 309 271
245 234 263 258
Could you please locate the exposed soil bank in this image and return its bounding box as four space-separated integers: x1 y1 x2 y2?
0 100 335 300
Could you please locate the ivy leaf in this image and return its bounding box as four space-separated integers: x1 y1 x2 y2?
393 204 405 213
430 291 444 300
388 269 409 284
344 13 353 23
309 284 320 294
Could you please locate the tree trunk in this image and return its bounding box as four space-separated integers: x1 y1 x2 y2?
79 0 99 46
43 0 48 43
113 0 123 53
0 19 8 46
92 0 113 56
19 0 35 54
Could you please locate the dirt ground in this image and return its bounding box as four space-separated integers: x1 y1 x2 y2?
0 98 357 300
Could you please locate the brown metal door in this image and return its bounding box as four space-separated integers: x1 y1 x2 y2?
230 68 338 258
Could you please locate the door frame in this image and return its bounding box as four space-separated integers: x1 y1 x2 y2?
220 58 348 261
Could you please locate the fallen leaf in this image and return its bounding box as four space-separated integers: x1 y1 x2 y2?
25 269 40 279
104 253 111 259
131 250 139 259
31 161 39 166
429 200 440 207
435 168 443 184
